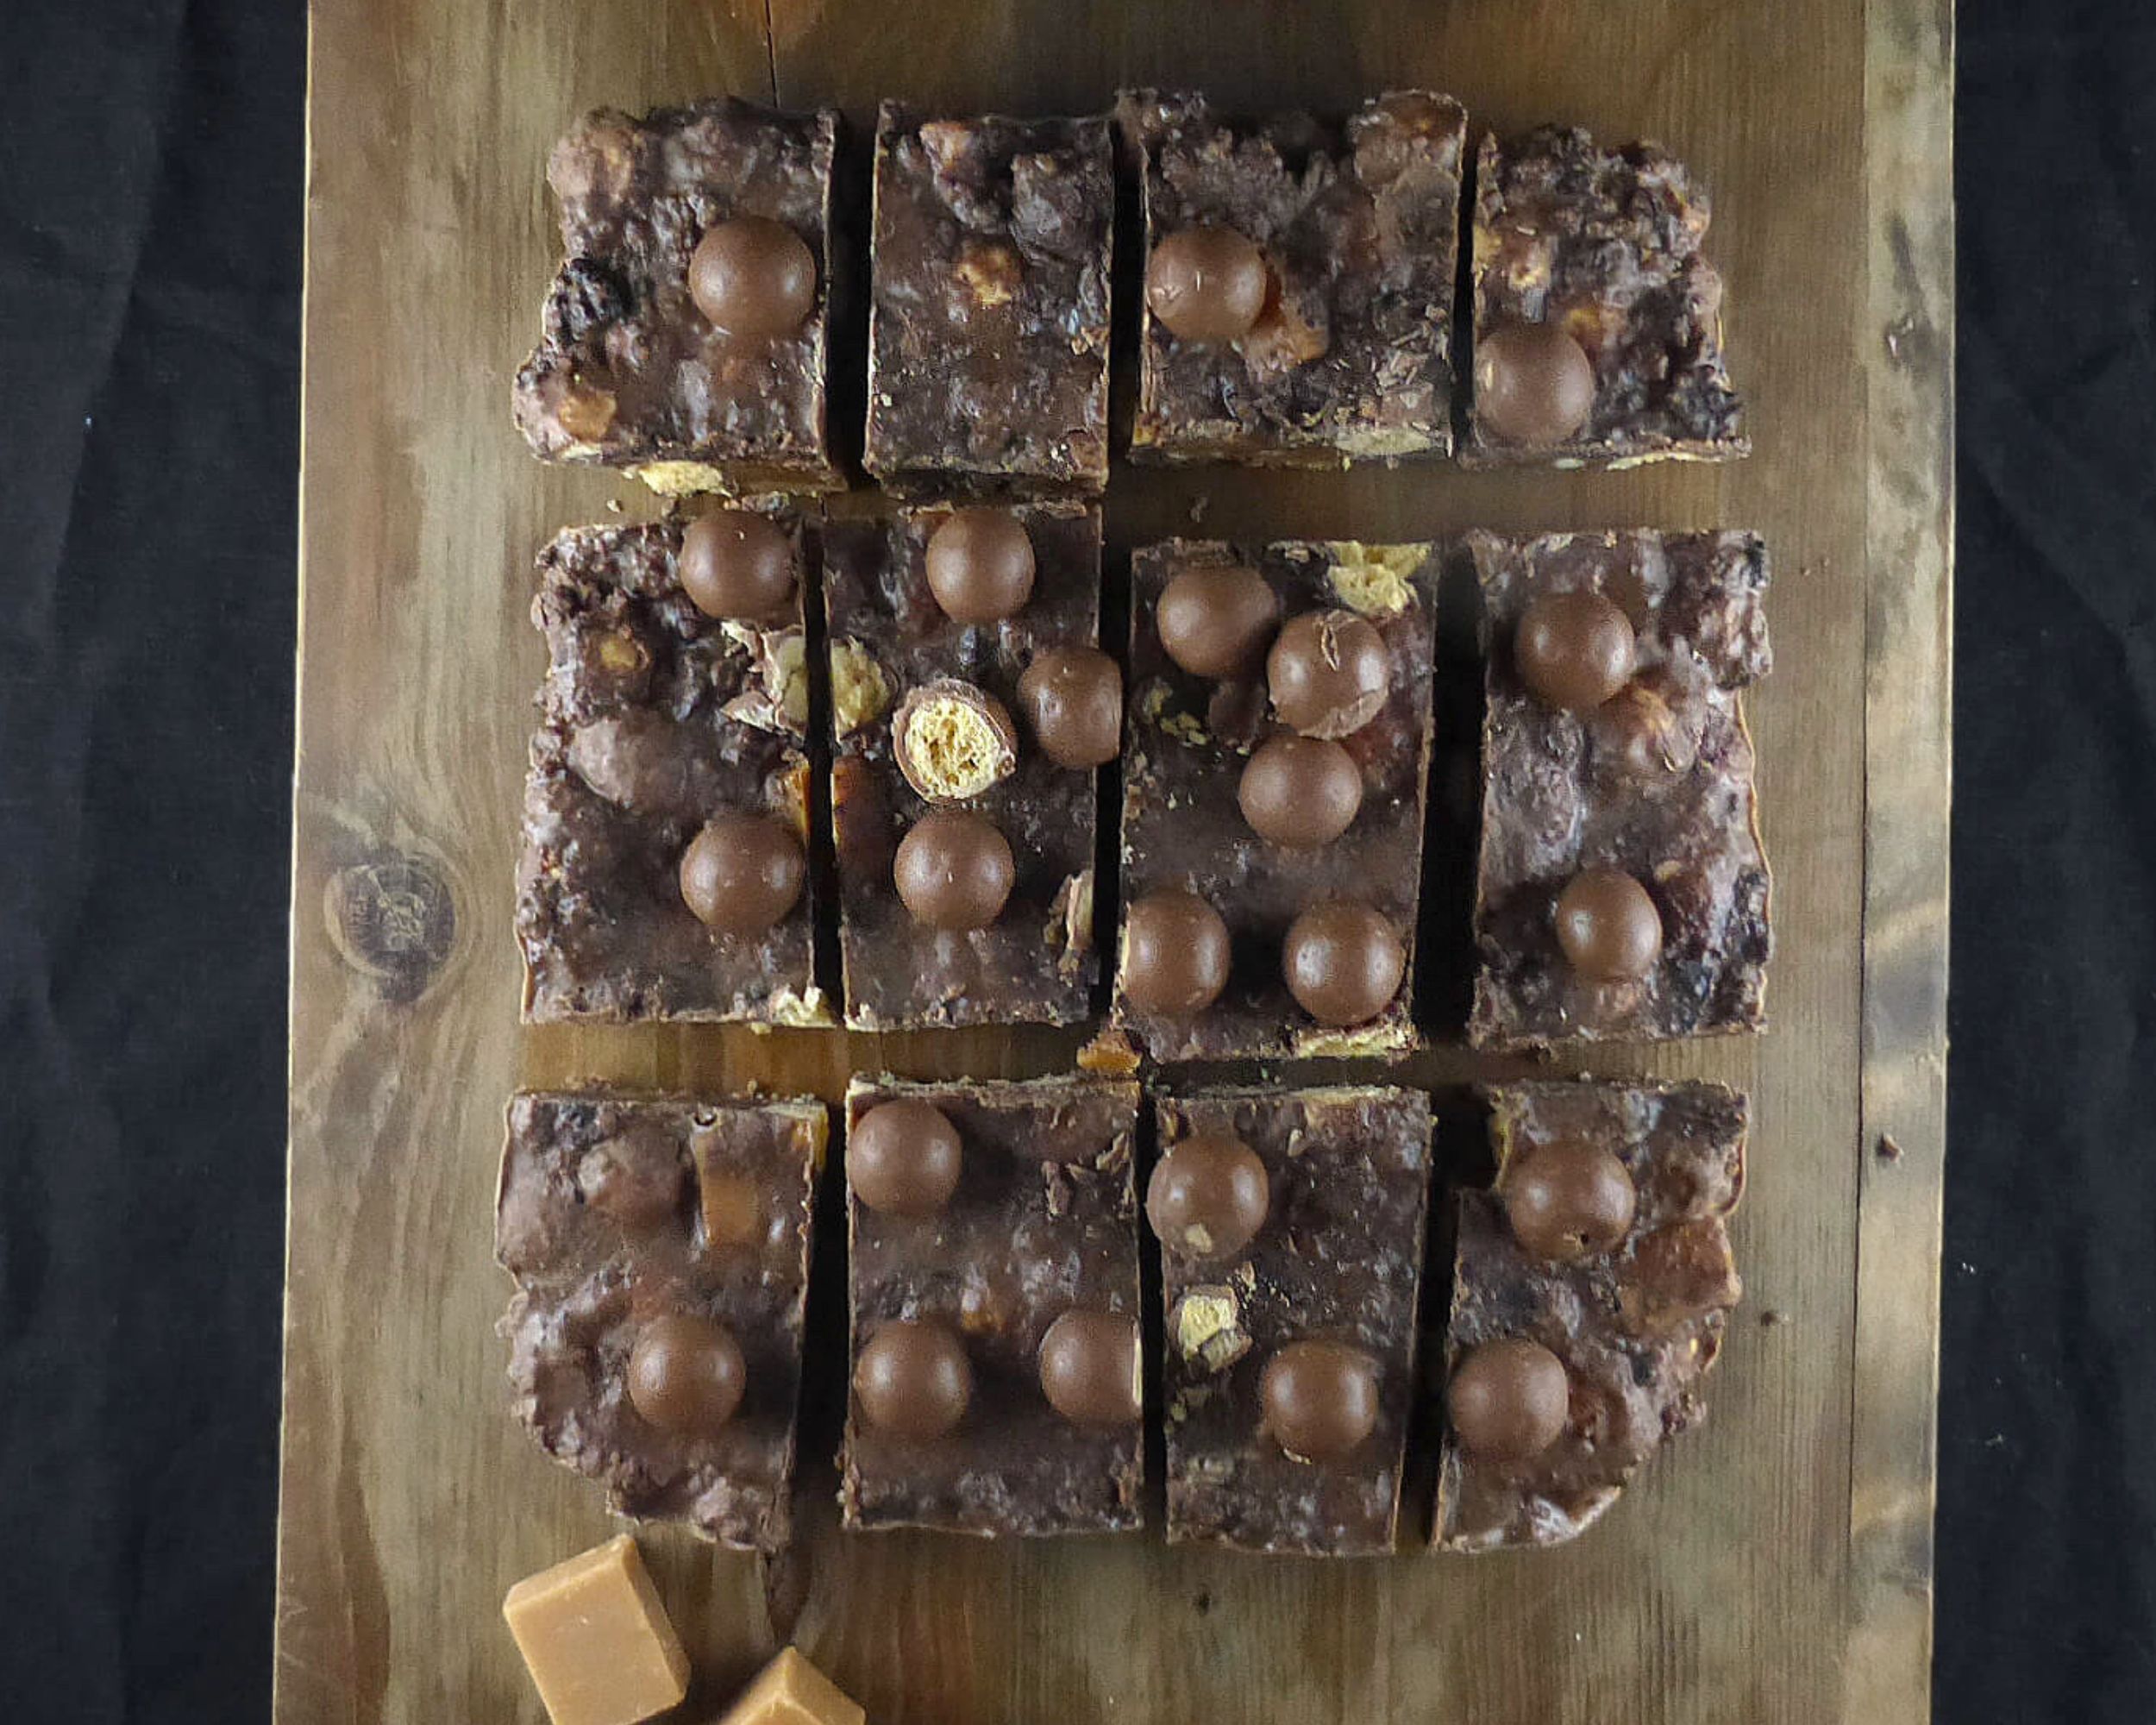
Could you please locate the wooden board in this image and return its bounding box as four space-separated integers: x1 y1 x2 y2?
278 2 1952 1720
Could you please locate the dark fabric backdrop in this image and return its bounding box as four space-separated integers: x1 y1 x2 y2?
0 2 2147 1719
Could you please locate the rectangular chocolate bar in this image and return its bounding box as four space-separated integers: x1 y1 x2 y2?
1155 1085 1431 1556
824 504 1102 1029
513 99 844 495
840 1076 1144 1536
1110 538 1438 1061
516 516 828 1026
496 1092 826 1552
863 104 1113 494
1461 127 1748 469
1117 90 1465 467
1436 1080 1745 1552
1469 529 1771 1048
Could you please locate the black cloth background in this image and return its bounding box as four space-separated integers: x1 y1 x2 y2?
0 2 2147 1719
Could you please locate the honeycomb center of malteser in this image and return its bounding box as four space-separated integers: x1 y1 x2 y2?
907 699 1009 798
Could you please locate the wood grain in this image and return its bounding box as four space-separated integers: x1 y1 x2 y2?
279 3 1953 1722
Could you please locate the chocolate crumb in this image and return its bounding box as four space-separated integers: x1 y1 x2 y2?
1877 1133 1904 1163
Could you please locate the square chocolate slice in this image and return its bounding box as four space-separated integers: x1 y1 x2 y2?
1110 538 1438 1061
516 515 828 1026
496 1091 827 1552
1461 127 1748 469
1436 1080 1745 1552
1154 1085 1432 1557
824 504 1104 1029
513 99 845 495
863 104 1113 495
840 1076 1144 1536
1117 90 1465 467
1469 529 1771 1049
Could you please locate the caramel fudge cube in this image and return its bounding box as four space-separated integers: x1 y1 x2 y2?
1468 529 1771 1048
716 1647 866 1725
516 515 829 1026
1118 90 1466 467
1462 127 1748 469
502 1534 689 1725
514 99 844 495
841 1076 1144 1535
824 504 1103 1029
1154 1085 1432 1556
1436 1081 1745 1551
497 1093 824 1551
865 104 1113 494
1112 538 1438 1061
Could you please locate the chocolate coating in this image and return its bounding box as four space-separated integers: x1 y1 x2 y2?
1282 900 1406 1026
1121 889 1232 1015
849 1100 963 1217
1259 1339 1382 1462
1037 1310 1143 1427
1593 680 1697 776
893 811 1016 931
1018 646 1123 769
1266 611 1390 739
678 813 805 935
678 511 796 623
1505 1143 1638 1262
1238 735 1363 847
627 1314 747 1435
1145 1133 1270 1262
1156 564 1281 679
1515 590 1636 712
1476 320 1597 445
1554 869 1664 981
578 1137 682 1233
1145 224 1269 342
855 1320 973 1440
1447 1337 1570 1460
688 215 817 339
924 509 1037 624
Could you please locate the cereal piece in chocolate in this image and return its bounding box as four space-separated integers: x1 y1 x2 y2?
1463 126 1748 470
514 100 844 495
1118 90 1467 467
1469 529 1771 1048
1435 1080 1745 1551
841 1076 1144 1536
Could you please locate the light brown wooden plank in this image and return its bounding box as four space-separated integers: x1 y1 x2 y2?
279 2 1949 1721
1848 1 1954 1719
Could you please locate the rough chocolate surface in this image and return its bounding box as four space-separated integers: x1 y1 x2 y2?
497 1092 824 1552
512 100 843 494
825 505 1100 1029
1112 539 1437 1061
1436 1081 1745 1551
841 1076 1144 1535
1118 90 1464 467
1157 1086 1430 1556
1463 127 1747 469
864 105 1112 494
1469 529 1771 1048
516 518 827 1025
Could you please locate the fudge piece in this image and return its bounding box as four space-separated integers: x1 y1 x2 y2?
717 1648 865 1725
496 1092 825 1551
1436 1080 1745 1551
841 1076 1144 1535
864 104 1112 494
516 514 829 1026
1117 89 1465 467
502 1534 689 1725
1110 538 1438 1061
824 504 1104 1029
1461 126 1747 469
1468 529 1771 1049
1153 1085 1431 1556
513 99 844 495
